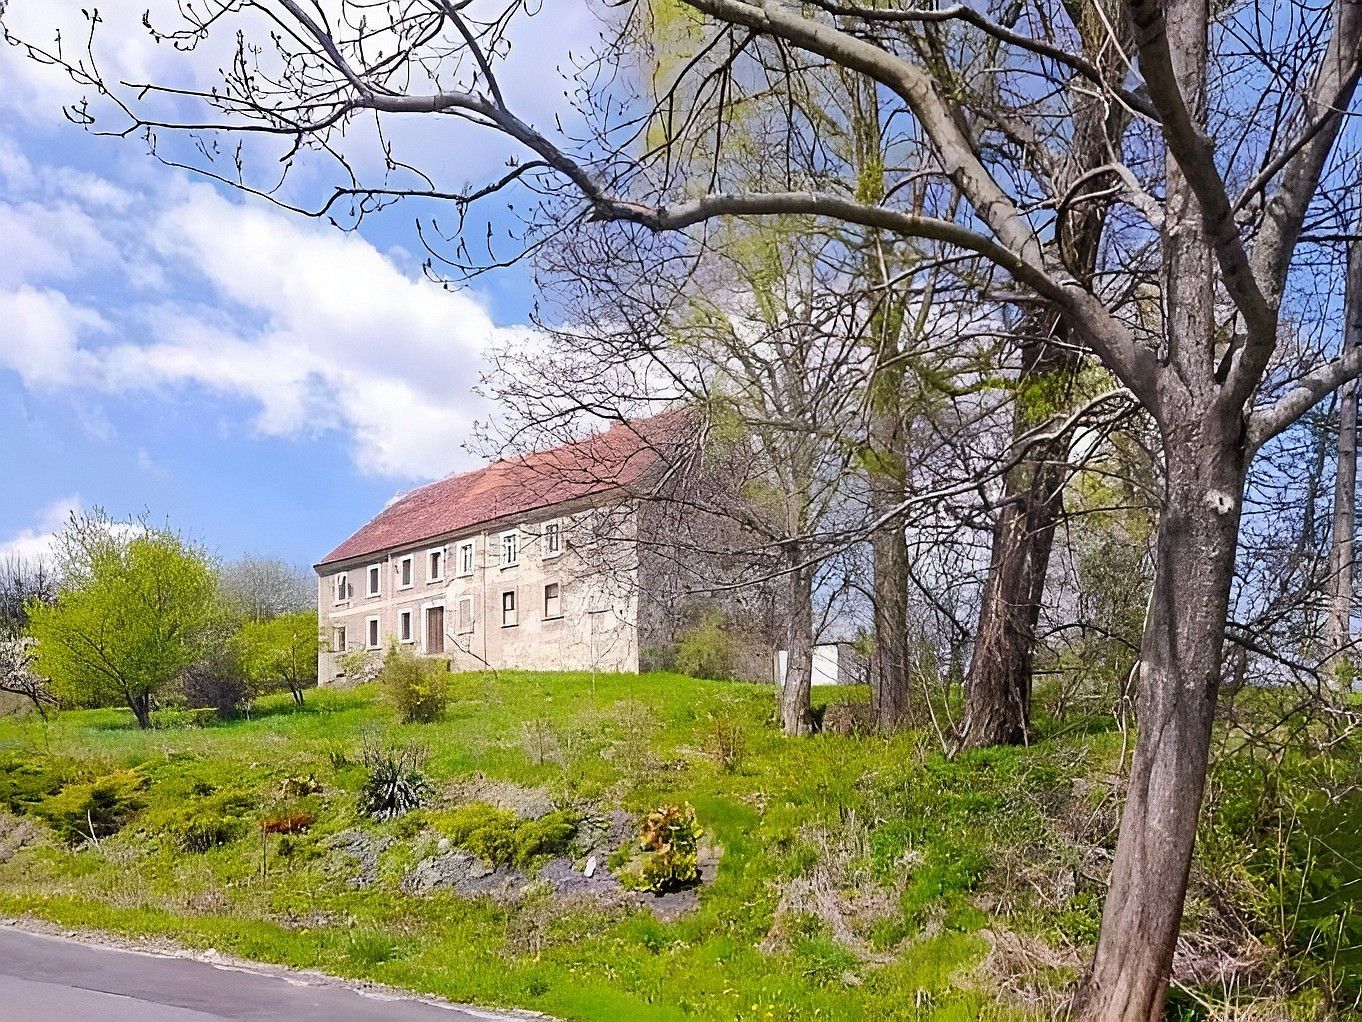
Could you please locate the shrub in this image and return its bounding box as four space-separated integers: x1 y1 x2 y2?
358 739 431 820
37 771 146 845
380 642 449 724
0 755 73 815
639 644 678 673
619 803 704 893
674 615 736 680
151 787 255 852
433 803 579 868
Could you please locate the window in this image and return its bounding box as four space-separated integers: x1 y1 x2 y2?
544 522 562 557
366 564 381 598
334 573 348 604
424 605 445 654
457 540 475 577
399 609 413 643
501 530 519 568
332 626 346 653
366 616 380 649
501 589 518 627
428 548 444 582
543 582 562 619
398 555 413 589
457 596 474 634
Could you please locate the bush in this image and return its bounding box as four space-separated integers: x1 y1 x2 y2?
0 754 73 815
358 739 431 820
433 802 579 868
380 642 449 724
149 787 255 852
37 771 146 844
674 615 736 680
619 803 703 893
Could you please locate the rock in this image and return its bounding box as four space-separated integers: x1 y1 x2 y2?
436 838 451 853
325 830 393 889
584 855 597 879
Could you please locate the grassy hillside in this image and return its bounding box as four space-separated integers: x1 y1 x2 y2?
0 671 1351 1020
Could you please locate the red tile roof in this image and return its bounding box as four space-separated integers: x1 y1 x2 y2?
316 410 688 568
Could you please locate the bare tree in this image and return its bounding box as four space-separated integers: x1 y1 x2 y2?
0 554 59 715
1328 237 1362 677
218 554 314 623
10 0 1360 1014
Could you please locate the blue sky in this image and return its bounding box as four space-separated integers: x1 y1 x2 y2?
0 2 597 569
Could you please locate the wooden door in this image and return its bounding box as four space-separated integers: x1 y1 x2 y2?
425 605 445 654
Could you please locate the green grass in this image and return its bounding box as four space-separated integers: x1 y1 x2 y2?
0 672 1119 1021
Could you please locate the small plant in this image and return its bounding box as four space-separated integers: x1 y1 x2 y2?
380 642 449 724
619 803 704 893
278 774 323 798
704 710 747 773
261 812 313 835
357 738 431 820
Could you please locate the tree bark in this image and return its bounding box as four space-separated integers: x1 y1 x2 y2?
1080 432 1246 1020
957 329 1073 749
128 690 152 729
1327 240 1362 676
779 558 815 736
1081 3 1229 1008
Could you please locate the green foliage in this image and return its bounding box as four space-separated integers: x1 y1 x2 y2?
357 739 431 820
673 614 736 681
232 611 319 705
27 511 217 726
620 804 703 893
146 787 255 852
1201 733 1362 1002
380 642 449 724
432 803 579 868
36 770 145 844
0 753 73 814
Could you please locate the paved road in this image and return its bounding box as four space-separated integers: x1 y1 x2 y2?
0 925 527 1021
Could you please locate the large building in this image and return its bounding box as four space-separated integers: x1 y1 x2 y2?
315 413 693 681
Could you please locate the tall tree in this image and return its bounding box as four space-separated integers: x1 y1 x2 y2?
18 0 1360 1013
28 511 217 729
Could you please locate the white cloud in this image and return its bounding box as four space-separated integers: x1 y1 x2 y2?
0 285 105 386
0 495 80 563
0 159 524 478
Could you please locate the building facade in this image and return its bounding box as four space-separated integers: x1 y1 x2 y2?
315 418 675 681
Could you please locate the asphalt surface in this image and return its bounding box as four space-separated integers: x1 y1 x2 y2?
0 925 526 1021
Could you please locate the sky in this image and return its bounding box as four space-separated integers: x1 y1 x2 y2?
0 2 600 570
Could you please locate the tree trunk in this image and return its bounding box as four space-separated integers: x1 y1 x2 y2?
779 559 815 736
1327 240 1362 677
1080 434 1246 1019
957 330 1073 749
128 690 152 729
870 463 911 732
